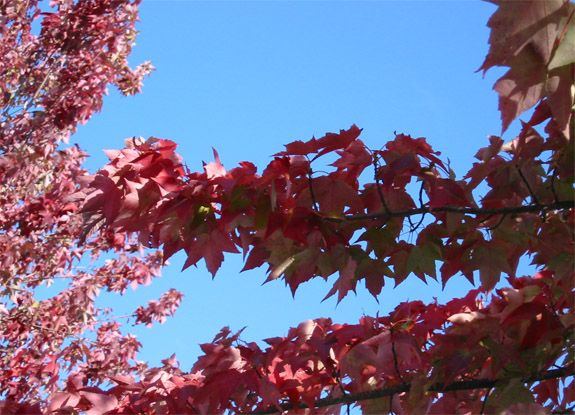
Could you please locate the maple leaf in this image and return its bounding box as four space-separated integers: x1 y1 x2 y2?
479 0 566 72
204 148 227 179
427 177 473 209
275 125 362 160
309 176 364 215
479 0 574 133
492 44 548 133
407 243 441 281
182 229 239 276
548 8 575 71
4 1 574 412
82 390 118 415
322 259 358 303
471 245 512 291
356 257 391 297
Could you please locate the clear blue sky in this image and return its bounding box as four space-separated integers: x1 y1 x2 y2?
70 0 529 372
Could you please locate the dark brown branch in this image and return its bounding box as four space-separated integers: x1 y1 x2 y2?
324 201 574 223
391 341 405 384
246 367 571 414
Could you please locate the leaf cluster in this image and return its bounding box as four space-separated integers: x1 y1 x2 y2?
0 0 573 413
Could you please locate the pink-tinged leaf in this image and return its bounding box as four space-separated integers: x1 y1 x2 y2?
204 148 227 179
81 391 118 414
479 0 566 73
47 392 80 412
82 175 123 225
156 138 181 161
474 135 503 162
109 374 135 386
161 353 179 368
103 149 122 161
479 0 573 133
493 47 547 133
294 319 317 347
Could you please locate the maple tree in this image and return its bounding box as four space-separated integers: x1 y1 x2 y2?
0 0 574 414
0 0 168 412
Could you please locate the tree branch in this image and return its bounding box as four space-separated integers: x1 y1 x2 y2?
323 201 574 223
247 367 572 414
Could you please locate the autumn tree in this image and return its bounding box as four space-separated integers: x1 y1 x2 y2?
0 0 574 414
0 0 175 412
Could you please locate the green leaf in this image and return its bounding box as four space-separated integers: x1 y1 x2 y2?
471 245 510 291
407 243 440 281
485 378 535 412
548 7 575 70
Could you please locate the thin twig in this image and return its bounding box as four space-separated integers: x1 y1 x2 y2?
373 153 391 215
409 181 427 232
391 340 405 384
516 165 540 206
550 167 560 203
308 167 319 211
545 284 566 329
22 55 65 113
486 213 507 231
479 213 495 225
480 384 494 415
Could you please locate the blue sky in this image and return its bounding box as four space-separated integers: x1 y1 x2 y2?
69 0 529 372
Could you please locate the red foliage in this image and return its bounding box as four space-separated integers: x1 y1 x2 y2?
0 0 163 410
0 0 573 413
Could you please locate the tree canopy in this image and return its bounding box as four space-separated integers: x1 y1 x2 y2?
0 0 573 413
